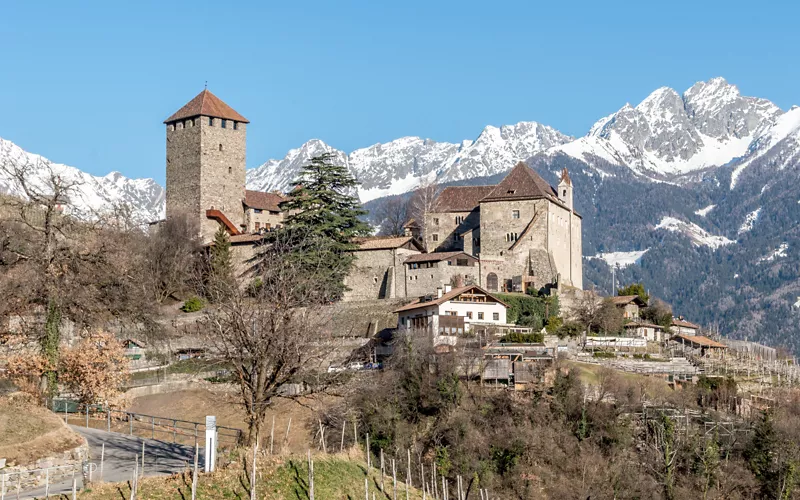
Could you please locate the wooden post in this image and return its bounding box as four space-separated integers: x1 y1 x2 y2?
407 449 412 488
173 420 177 443
270 415 275 455
366 434 370 468
151 416 155 439
340 420 346 452
129 415 133 436
421 462 426 500
284 417 292 450
71 476 77 500
45 468 49 499
318 420 327 453
433 462 437 499
442 477 447 500
100 442 105 481
392 458 397 500
191 443 199 500
85 405 89 428
250 437 258 500
353 420 358 447
308 450 315 500
380 448 385 492
141 441 145 477
107 409 111 432
364 476 369 500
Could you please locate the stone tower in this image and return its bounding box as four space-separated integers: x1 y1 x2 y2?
164 89 249 242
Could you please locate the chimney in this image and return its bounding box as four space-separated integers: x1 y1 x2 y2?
444 284 452 294
437 287 443 299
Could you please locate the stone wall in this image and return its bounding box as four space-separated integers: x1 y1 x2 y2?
244 207 284 233
343 247 418 300
424 209 479 252
1 438 88 491
405 261 479 298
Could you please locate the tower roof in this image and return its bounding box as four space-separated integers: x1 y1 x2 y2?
481 162 558 203
559 167 572 186
164 89 249 124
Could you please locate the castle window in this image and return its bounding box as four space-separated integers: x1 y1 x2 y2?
233 122 239 130
228 167 232 174
455 216 464 224
507 189 516 195
563 189 567 196
254 209 263 214
221 119 227 129
168 124 174 131
373 277 379 284
432 234 439 242
433 218 439 225
505 232 518 242
512 210 520 219
209 117 214 126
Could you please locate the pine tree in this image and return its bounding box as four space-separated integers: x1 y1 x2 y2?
269 153 371 302
208 225 234 299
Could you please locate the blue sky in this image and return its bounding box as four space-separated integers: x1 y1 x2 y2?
1 0 798 185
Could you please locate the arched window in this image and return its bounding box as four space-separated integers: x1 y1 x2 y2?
219 144 224 152
487 273 498 292
563 189 567 196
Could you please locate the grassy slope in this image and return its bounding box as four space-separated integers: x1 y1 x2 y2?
79 454 424 500
0 394 84 465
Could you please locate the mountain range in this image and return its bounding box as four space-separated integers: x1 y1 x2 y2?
2 77 799 351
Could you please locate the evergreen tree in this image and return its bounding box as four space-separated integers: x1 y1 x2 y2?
270 153 371 302
208 225 234 299
618 282 650 303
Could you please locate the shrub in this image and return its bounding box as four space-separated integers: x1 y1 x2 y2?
499 332 544 343
181 296 205 313
592 351 616 358
495 293 559 328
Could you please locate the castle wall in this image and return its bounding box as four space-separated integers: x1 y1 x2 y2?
165 119 203 229
199 119 247 241
343 247 419 301
571 215 583 289
424 208 479 252
546 203 574 287
244 207 284 233
405 260 479 298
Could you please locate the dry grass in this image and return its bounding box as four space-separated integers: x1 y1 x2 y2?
128 388 335 452
0 393 84 465
78 453 424 499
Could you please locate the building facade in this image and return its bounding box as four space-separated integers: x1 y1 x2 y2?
424 163 583 293
394 285 509 335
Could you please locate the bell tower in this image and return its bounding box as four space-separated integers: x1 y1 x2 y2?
164 89 249 242
558 167 573 210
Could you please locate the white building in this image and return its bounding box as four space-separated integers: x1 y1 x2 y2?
623 321 664 342
394 285 508 337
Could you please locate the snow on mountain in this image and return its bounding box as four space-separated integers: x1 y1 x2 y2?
246 122 571 202
655 216 735 250
0 137 164 224
589 249 649 268
546 78 783 180
738 208 762 234
758 243 789 263
730 106 800 188
695 204 716 217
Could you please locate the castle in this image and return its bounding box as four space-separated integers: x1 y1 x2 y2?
163 90 583 296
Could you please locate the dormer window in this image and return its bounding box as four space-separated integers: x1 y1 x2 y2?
507 189 516 195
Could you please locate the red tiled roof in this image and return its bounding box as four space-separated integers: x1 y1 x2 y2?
404 251 477 264
432 186 495 212
393 285 508 313
673 334 726 348
624 321 663 329
672 319 701 329
481 162 559 203
164 89 249 124
244 190 285 212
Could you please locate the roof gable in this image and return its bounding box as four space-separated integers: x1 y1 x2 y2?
610 295 647 307
393 285 508 313
165 89 249 124
354 236 424 252
481 162 558 203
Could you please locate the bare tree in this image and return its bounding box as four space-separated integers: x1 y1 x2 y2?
142 214 203 303
408 178 439 247
375 197 410 237
202 230 338 444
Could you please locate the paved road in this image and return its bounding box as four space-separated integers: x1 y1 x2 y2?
16 426 204 499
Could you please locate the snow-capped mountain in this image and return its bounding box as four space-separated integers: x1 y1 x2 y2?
0 137 164 224
246 122 571 202
542 78 783 179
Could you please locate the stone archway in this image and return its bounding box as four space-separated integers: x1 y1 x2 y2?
486 272 498 292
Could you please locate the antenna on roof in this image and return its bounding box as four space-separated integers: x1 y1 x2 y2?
204 81 208 90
